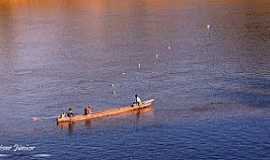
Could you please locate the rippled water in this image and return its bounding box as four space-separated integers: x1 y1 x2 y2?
0 0 270 159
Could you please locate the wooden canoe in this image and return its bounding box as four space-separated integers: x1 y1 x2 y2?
57 99 154 123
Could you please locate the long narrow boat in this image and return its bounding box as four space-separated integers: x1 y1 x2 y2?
57 99 154 123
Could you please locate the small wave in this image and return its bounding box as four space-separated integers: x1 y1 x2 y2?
0 154 10 157
89 146 103 150
32 153 52 158
15 70 33 76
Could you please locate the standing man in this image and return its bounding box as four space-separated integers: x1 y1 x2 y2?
135 94 142 106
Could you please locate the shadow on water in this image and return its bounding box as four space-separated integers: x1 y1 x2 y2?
213 75 270 108
215 89 270 108
84 120 92 129
223 75 270 90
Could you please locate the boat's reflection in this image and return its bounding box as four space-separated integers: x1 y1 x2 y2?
57 122 75 134
84 120 92 129
57 108 154 133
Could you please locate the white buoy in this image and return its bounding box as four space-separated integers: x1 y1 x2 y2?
138 63 141 69
32 117 39 121
207 24 211 30
111 84 114 87
122 72 126 75
155 54 159 59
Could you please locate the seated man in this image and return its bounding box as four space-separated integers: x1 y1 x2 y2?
84 105 93 115
67 108 74 117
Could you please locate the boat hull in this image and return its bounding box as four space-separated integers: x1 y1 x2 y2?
57 99 154 123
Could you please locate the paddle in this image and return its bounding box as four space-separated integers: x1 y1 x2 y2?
32 116 57 121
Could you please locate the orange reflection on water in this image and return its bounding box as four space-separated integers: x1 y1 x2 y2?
57 108 155 134
0 0 188 14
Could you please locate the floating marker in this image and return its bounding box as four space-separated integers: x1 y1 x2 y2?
122 72 126 75
138 63 141 69
207 24 211 30
32 117 39 121
111 84 114 87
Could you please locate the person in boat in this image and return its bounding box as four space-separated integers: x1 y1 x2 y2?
67 108 74 117
84 105 93 115
59 112 66 119
134 94 142 106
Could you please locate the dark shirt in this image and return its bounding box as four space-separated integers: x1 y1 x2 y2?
67 111 73 117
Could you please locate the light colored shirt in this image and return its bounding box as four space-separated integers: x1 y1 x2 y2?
136 96 142 103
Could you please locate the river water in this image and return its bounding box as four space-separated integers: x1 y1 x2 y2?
0 0 270 159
